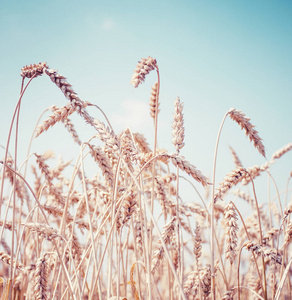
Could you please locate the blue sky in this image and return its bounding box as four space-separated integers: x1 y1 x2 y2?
0 1 291 207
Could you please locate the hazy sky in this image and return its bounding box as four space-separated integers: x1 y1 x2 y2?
0 1 291 205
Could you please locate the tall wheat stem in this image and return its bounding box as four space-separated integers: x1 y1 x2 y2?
80 145 100 278
176 165 182 292
211 111 229 299
149 66 160 296
1 76 33 300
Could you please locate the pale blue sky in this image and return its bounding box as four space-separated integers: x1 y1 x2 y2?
0 1 291 205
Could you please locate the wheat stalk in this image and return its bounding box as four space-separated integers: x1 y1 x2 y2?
20 62 48 79
224 202 239 265
131 56 157 88
33 254 49 300
228 108 265 157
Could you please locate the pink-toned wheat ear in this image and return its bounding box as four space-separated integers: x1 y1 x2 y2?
20 62 48 78
224 202 239 265
33 254 49 300
131 56 157 88
172 97 185 153
149 82 160 120
229 146 243 168
228 108 266 157
271 142 292 162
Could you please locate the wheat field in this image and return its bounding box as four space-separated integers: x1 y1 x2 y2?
0 58 291 300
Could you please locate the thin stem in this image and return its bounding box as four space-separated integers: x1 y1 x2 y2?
149 66 160 298
0 76 35 218
211 111 229 300
231 201 265 295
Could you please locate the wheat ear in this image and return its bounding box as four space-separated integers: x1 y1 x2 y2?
244 241 282 264
151 217 176 273
284 222 292 245
24 223 60 241
131 56 157 88
228 108 265 157
214 167 246 202
35 104 76 137
33 254 49 300
229 146 243 168
21 62 48 78
166 153 208 187
172 97 185 153
224 202 239 265
44 68 86 111
271 143 292 161
149 82 160 120
0 251 24 271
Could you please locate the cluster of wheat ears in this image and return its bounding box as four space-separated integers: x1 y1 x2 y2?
0 57 291 300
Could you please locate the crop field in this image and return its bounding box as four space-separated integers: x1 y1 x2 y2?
0 58 291 300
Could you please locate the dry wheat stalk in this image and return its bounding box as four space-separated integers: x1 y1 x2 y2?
131 56 157 88
33 254 49 300
200 265 212 299
166 153 208 187
154 176 168 218
229 146 243 168
183 203 207 218
263 228 279 245
69 232 83 263
193 225 202 262
183 270 200 298
172 97 185 153
151 217 176 273
242 162 269 185
24 223 60 241
35 104 77 137
284 202 292 217
137 149 168 169
161 173 177 184
121 189 137 226
244 241 282 264
133 211 144 257
63 117 82 145
221 289 235 300
21 62 48 78
0 252 24 271
35 153 65 205
149 82 160 119
284 222 292 245
133 132 151 153
87 143 114 188
271 143 292 161
120 129 138 171
214 167 246 202
44 68 85 111
224 202 238 265
228 108 265 157
43 204 74 224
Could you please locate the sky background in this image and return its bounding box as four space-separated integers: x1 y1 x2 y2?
0 1 291 211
